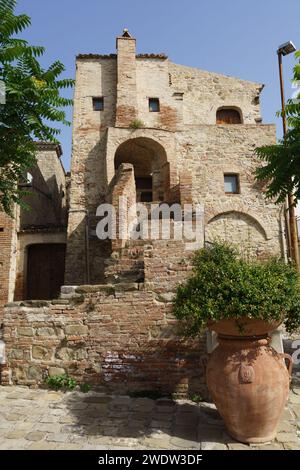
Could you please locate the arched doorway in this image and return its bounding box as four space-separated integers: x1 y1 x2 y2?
114 137 169 203
26 243 66 300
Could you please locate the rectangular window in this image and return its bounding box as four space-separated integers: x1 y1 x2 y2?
224 174 240 194
93 97 104 111
149 98 160 112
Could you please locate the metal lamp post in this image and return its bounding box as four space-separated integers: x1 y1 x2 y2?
277 41 300 269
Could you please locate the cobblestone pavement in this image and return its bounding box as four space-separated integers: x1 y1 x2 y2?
0 385 299 450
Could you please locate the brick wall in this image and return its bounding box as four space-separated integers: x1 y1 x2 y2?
2 285 207 397
0 211 17 319
110 163 136 251
116 35 137 127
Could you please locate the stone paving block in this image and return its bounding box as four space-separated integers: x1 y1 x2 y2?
131 398 155 412
59 415 79 424
13 422 35 431
68 402 89 410
173 425 198 441
82 444 110 450
84 396 112 404
283 442 300 450
4 413 25 422
151 411 173 422
292 386 300 396
68 435 89 445
150 420 172 431
197 425 225 442
292 405 300 419
141 436 172 449
281 407 295 421
289 393 300 405
87 436 115 446
46 433 70 443
277 421 297 433
0 422 15 430
35 423 62 433
44 392 62 401
154 405 175 414
0 439 30 450
4 430 27 439
251 443 285 450
27 441 57 450
276 432 300 443
201 442 228 450
76 417 97 426
169 437 200 450
25 431 46 441
61 424 87 435
175 412 198 426
228 443 252 450
39 415 59 423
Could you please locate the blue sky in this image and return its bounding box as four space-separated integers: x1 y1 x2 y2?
16 0 300 170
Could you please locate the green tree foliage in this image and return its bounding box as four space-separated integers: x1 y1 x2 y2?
255 51 300 204
173 243 300 336
0 0 74 214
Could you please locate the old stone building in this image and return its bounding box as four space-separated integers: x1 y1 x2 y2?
0 143 67 315
0 31 286 393
65 30 283 287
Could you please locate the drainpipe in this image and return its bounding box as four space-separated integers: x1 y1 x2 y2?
68 209 90 284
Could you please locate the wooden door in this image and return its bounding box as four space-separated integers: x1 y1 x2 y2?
27 244 66 300
216 109 241 124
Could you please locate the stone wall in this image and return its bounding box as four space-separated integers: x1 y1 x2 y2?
176 124 282 257
2 285 206 397
19 143 66 230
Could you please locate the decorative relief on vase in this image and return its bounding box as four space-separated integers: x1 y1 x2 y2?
239 364 255 383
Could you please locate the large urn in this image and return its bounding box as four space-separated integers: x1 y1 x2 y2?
206 318 292 443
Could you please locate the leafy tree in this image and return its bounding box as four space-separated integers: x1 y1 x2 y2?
255 51 300 204
0 0 74 214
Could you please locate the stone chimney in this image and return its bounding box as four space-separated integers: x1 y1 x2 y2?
115 29 137 127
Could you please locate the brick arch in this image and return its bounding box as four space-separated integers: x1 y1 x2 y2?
114 137 169 203
207 210 269 241
114 137 168 171
106 128 177 189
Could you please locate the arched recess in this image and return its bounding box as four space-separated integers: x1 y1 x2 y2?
206 210 269 256
114 137 169 202
216 107 243 124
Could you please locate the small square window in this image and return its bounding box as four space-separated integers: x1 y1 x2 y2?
93 97 104 111
224 174 240 194
149 98 160 112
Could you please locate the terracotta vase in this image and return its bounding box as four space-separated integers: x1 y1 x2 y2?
207 317 283 337
206 322 292 443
